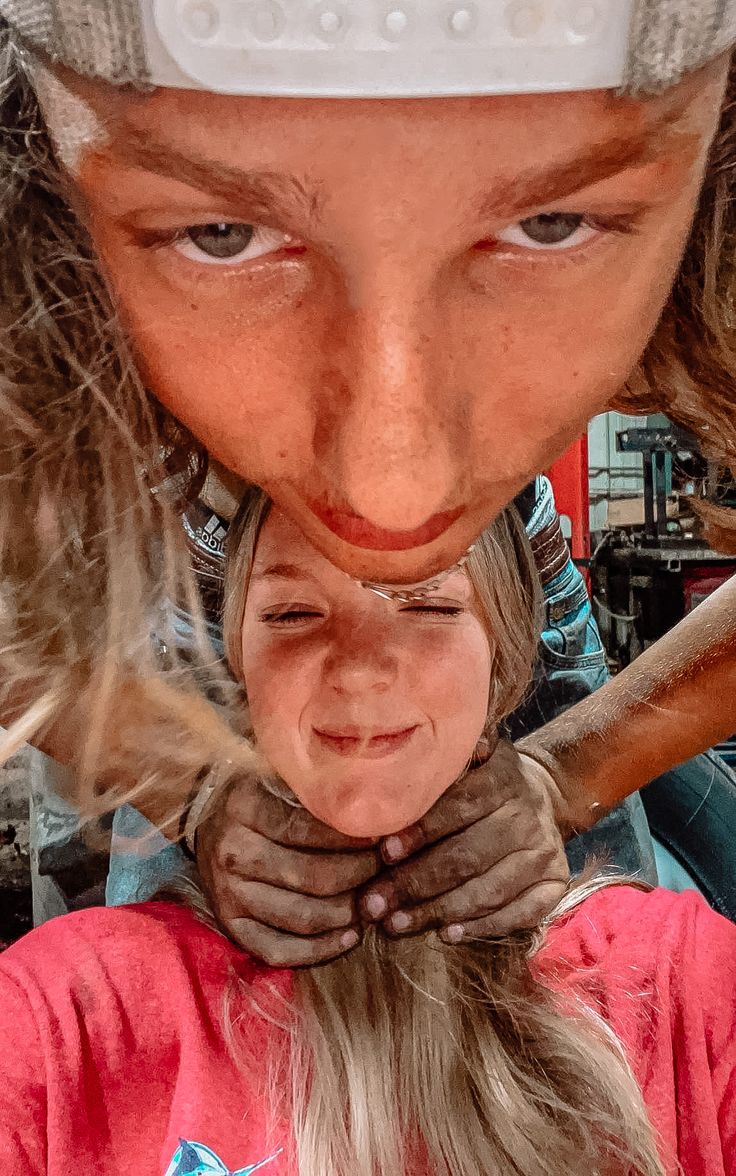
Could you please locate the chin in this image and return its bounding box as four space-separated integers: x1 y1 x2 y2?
302 783 442 839
324 811 409 839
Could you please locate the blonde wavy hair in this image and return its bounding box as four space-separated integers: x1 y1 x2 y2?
0 25 733 798
203 487 666 1176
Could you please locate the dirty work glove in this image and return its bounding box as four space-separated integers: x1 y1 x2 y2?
197 738 569 966
359 738 570 943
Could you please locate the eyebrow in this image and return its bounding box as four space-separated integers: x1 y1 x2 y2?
112 127 322 225
110 105 695 228
252 562 319 583
480 127 691 219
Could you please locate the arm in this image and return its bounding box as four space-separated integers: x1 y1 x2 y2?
518 575 736 835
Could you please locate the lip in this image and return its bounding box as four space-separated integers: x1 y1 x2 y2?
308 502 462 552
314 725 419 759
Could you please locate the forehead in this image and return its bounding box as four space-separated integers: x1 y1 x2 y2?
251 507 339 576
69 58 722 177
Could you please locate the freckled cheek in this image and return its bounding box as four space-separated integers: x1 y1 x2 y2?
458 335 602 488
90 231 316 388
242 643 317 750
462 258 676 478
412 629 491 733
100 260 323 473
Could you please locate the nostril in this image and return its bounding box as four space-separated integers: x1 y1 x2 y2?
324 419 459 532
329 671 392 694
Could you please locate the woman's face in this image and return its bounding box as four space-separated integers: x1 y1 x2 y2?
240 508 491 837
64 59 728 584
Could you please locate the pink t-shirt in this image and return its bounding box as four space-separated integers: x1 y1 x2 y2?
0 886 733 1175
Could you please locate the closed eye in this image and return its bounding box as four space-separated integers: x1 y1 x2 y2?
400 604 464 617
260 606 325 625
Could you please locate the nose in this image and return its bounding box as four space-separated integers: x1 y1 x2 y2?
316 275 464 532
323 621 399 696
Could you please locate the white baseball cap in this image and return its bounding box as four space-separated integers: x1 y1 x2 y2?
0 1 734 98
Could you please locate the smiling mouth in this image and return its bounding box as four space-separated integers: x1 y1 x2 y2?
314 726 419 758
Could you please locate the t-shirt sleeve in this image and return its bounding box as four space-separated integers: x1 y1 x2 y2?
642 890 736 1161
0 901 235 1172
0 960 48 1170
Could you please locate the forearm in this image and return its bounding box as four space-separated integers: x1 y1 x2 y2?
518 575 736 834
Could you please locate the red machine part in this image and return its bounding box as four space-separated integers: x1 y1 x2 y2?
546 436 591 581
683 569 735 614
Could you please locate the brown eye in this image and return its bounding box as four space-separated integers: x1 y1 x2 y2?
185 222 255 259
517 213 585 245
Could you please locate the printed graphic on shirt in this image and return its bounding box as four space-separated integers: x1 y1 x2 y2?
165 1139 282 1176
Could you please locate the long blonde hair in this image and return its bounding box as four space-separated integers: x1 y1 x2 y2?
216 487 665 1176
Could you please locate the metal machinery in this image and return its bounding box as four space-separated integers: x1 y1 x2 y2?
547 437 591 586
549 426 736 768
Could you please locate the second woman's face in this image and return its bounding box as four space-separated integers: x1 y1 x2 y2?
240 509 491 837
